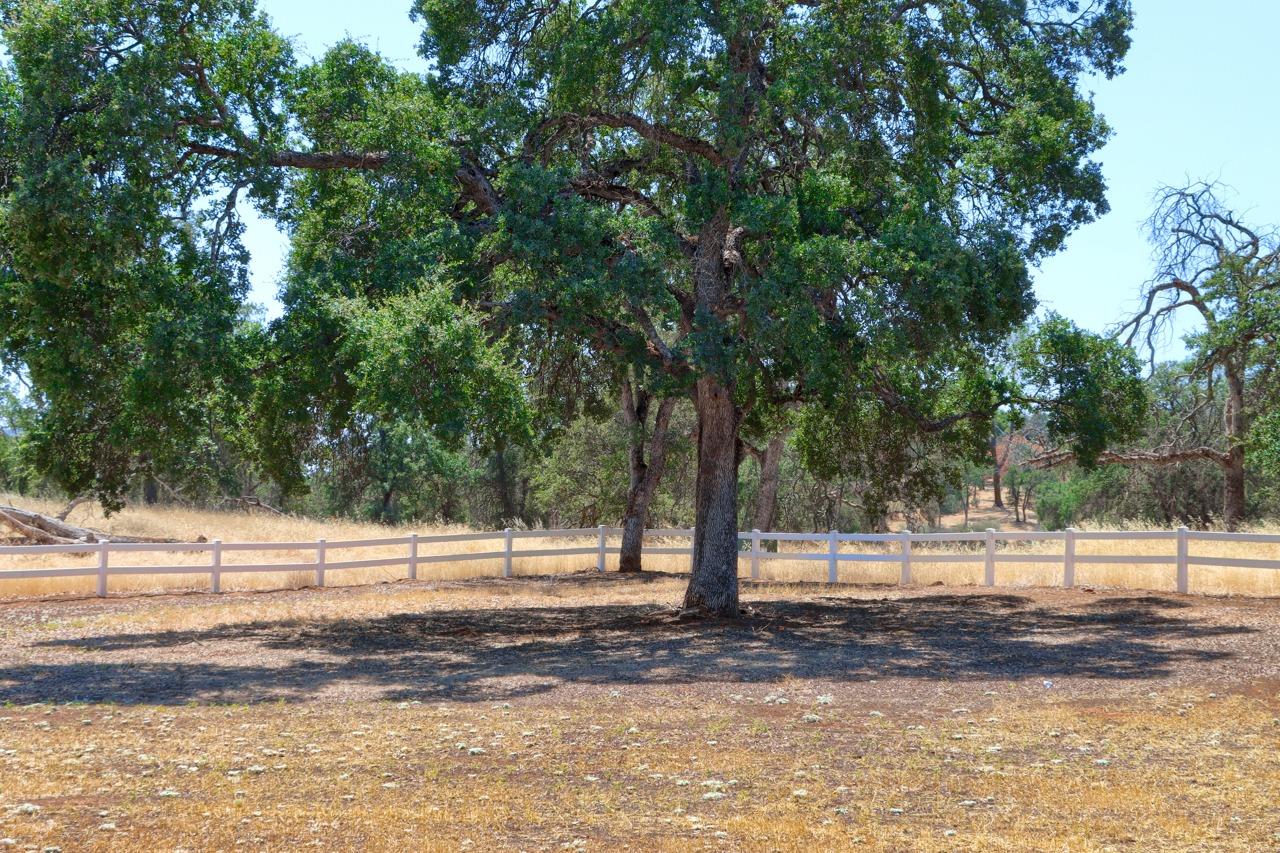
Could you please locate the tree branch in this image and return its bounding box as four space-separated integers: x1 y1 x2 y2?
567 178 665 219
1028 446 1231 471
531 112 725 166
185 142 391 170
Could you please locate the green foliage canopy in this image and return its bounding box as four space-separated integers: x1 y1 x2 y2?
0 0 1141 606
0 3 523 507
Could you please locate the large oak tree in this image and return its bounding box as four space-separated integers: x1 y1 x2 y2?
1 0 1138 614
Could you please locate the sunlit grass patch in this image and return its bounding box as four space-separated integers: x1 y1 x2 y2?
0 689 1276 851
2 573 1278 850
3 494 1279 599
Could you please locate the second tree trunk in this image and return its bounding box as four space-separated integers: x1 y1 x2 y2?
618 384 677 573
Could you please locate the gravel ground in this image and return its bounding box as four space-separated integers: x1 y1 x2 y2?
2 572 1279 711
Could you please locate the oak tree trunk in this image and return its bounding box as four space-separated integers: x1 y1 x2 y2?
1223 364 1247 530
683 376 742 615
752 432 786 533
681 209 746 616
990 434 1005 509
493 443 518 523
748 430 788 552
618 508 647 573
618 383 677 573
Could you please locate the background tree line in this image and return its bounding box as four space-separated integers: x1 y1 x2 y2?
8 339 1280 536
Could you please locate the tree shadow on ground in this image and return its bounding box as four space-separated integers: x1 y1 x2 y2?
2 592 1254 705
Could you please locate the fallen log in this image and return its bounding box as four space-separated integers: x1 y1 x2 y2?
0 505 184 544
0 507 78 544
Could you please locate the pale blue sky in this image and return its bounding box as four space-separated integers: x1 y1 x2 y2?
245 0 1280 358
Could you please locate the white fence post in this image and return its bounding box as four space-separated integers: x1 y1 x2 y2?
750 529 761 581
984 529 996 587
689 527 696 573
1064 527 1077 589
504 527 514 578
408 533 418 581
1177 526 1190 593
211 539 222 594
827 529 839 584
315 538 326 587
900 530 912 585
597 525 607 573
97 539 109 598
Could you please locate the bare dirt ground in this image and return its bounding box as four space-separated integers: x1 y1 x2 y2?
4 573 1278 707
1 574 1278 851
937 487 1038 531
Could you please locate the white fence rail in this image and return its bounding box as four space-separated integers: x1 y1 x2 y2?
1 525 1278 597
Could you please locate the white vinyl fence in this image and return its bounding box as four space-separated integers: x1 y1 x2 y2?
1 526 1278 597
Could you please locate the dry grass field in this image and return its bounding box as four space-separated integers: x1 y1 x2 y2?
2 493 1280 599
0 575 1277 851
2 497 1279 849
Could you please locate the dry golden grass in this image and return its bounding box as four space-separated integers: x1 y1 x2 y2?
0 689 1276 851
736 527 1280 597
815 531 1280 597
0 493 687 598
2 572 1279 850
2 493 1279 599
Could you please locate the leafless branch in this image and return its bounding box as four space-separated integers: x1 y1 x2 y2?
1029 445 1231 471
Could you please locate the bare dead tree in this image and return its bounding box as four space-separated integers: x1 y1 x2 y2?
1035 182 1280 529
